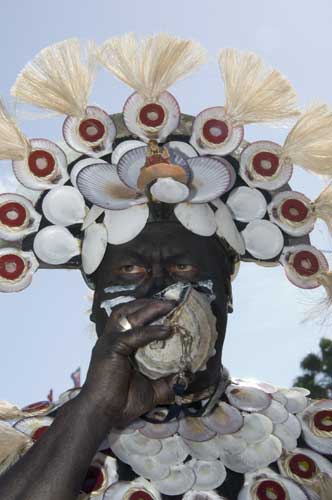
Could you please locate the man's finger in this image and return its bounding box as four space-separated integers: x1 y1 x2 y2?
112 325 173 356
126 300 175 329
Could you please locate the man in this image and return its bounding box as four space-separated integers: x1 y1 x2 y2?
1 34 332 499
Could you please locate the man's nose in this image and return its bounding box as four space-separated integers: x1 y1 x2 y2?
147 264 172 296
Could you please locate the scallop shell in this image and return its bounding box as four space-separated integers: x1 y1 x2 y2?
190 107 244 156
109 430 162 457
273 414 302 451
70 158 108 188
227 186 267 222
139 420 179 439
231 378 278 394
184 492 227 500
214 200 246 255
187 157 234 203
104 479 162 500
280 244 328 289
202 401 244 435
111 140 146 165
276 388 309 414
298 400 332 454
152 463 196 495
242 220 284 259
81 204 105 231
82 222 107 275
150 178 190 203
238 474 308 500
268 191 314 237
123 91 180 142
0 248 39 292
259 400 289 424
165 141 198 158
63 106 116 157
236 413 273 444
12 139 68 191
104 204 149 245
178 417 216 442
0 193 41 241
240 141 293 190
153 435 189 465
226 385 272 412
33 226 80 265
280 447 332 480
174 202 217 236
218 434 247 455
14 416 53 440
183 435 221 461
127 454 170 481
81 454 118 495
42 186 86 226
191 459 227 491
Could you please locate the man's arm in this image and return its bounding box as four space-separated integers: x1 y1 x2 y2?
0 299 174 500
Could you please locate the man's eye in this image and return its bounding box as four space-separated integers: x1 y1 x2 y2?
169 264 197 273
118 265 147 275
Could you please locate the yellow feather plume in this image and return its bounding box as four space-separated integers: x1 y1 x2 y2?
0 101 30 160
0 422 32 474
313 184 332 232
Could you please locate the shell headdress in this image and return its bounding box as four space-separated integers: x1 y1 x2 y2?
0 34 331 305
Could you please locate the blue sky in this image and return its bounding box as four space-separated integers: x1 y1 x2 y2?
1 0 332 406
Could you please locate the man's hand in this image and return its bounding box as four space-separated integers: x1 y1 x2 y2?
82 299 176 427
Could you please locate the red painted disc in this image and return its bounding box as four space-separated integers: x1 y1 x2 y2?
128 490 154 500
202 119 229 144
32 426 50 442
28 150 56 177
314 410 332 432
22 401 51 412
139 103 165 127
82 466 105 493
79 118 105 142
289 453 316 479
252 151 279 177
293 251 319 277
281 199 308 222
0 202 27 227
0 254 25 280
256 480 286 500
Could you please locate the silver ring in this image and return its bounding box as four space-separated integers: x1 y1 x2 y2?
118 315 133 332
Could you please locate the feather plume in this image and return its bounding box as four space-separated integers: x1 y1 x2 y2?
313 184 332 231
99 33 207 100
0 422 32 473
11 39 97 117
218 48 299 126
313 473 332 500
0 400 27 420
282 105 332 175
0 101 30 160
317 270 332 300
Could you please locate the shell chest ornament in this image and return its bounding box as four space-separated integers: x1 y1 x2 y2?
1 33 332 499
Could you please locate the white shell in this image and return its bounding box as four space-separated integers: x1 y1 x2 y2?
104 478 161 500
0 248 39 292
231 378 278 394
81 204 105 231
104 204 149 245
139 420 179 439
14 416 53 438
127 454 170 481
191 459 227 491
259 400 289 424
227 187 267 222
238 473 308 500
82 222 108 274
214 200 246 255
226 385 272 412
70 158 108 188
281 447 332 477
183 492 226 500
123 91 180 143
77 162 147 210
241 220 284 259
240 141 293 190
152 463 196 495
178 417 216 442
0 193 41 241
187 157 234 203
109 430 162 457
153 435 189 465
236 413 273 444
174 202 217 236
190 107 244 155
280 244 328 290
276 388 309 414
42 186 86 226
33 226 80 265
298 400 332 454
63 106 116 157
218 434 247 455
202 401 244 435
150 178 190 203
12 139 68 191
268 191 314 237
183 435 221 461
111 140 146 165
117 146 147 190
165 141 198 158
273 414 301 451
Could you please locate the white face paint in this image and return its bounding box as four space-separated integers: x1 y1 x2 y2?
101 295 135 317
103 284 138 294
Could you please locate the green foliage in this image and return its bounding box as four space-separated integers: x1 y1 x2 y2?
293 337 332 399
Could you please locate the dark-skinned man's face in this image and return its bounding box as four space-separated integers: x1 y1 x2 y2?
91 221 232 393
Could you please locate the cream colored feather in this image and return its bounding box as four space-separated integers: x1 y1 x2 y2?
282 105 332 175
0 400 27 420
313 184 332 231
0 422 32 473
318 271 332 300
11 39 97 117
98 33 207 100
0 101 30 160
218 48 299 126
